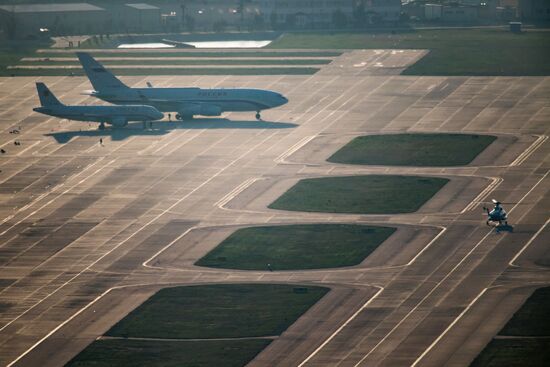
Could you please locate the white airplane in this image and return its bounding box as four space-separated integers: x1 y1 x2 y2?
33 82 164 129
76 52 288 121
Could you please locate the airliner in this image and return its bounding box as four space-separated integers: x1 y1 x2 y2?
33 82 164 129
76 52 288 120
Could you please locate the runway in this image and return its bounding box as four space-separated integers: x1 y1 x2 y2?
0 50 548 367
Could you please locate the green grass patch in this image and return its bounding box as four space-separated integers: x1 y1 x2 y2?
20 58 331 66
196 224 396 270
107 284 329 339
499 287 550 336
0 40 52 76
2 67 318 77
471 287 550 366
269 29 550 76
269 175 449 214
470 338 550 367
328 134 496 166
65 338 271 367
37 51 342 58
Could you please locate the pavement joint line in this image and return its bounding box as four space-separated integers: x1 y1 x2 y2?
507 170 549 216
410 287 490 367
297 287 384 367
351 169 550 366
350 228 497 367
5 280 195 367
276 76 392 166
0 157 110 238
413 215 550 364
97 335 279 342
15 140 41 156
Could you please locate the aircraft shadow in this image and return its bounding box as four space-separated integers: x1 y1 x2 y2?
45 119 297 143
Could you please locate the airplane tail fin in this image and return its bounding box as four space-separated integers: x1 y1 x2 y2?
36 82 63 106
76 52 129 91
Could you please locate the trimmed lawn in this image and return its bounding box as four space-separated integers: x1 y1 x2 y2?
472 287 550 366
66 338 272 367
269 29 550 76
196 224 396 270
18 58 331 66
3 67 318 76
107 284 329 339
470 338 550 367
269 175 449 214
499 287 550 336
327 134 496 166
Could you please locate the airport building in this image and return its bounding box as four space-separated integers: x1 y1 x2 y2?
0 2 164 39
256 0 402 29
0 3 106 39
519 0 550 20
110 3 162 33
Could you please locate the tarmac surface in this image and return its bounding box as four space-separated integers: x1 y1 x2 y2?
0 49 548 367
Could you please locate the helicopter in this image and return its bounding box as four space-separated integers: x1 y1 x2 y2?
483 199 513 231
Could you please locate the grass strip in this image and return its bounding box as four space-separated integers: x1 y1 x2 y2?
65 338 271 367
196 224 396 270
107 284 329 339
471 287 550 366
499 287 550 336
19 59 331 66
0 40 52 75
470 338 550 367
1 67 318 77
37 51 343 58
269 29 550 76
328 134 496 166
269 175 449 214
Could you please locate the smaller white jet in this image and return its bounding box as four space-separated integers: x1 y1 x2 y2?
33 82 164 129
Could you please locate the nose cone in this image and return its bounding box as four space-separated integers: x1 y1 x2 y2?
154 110 164 120
272 93 288 107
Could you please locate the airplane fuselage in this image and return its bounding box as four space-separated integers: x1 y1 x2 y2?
33 105 163 126
91 87 288 117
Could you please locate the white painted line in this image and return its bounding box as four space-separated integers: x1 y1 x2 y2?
15 140 41 156
275 135 317 164
508 171 548 215
461 177 502 213
297 287 384 367
404 226 447 266
6 287 115 367
509 218 550 266
0 158 111 237
1 130 278 334
410 288 489 367
142 226 198 268
215 177 262 208
403 171 549 367
510 135 547 167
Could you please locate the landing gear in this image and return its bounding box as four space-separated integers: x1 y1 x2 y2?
99 122 105 130
255 112 261 120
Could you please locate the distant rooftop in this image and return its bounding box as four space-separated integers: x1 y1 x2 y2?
0 3 104 13
125 3 159 10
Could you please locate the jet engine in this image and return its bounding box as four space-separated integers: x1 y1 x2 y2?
177 104 222 119
110 117 128 127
